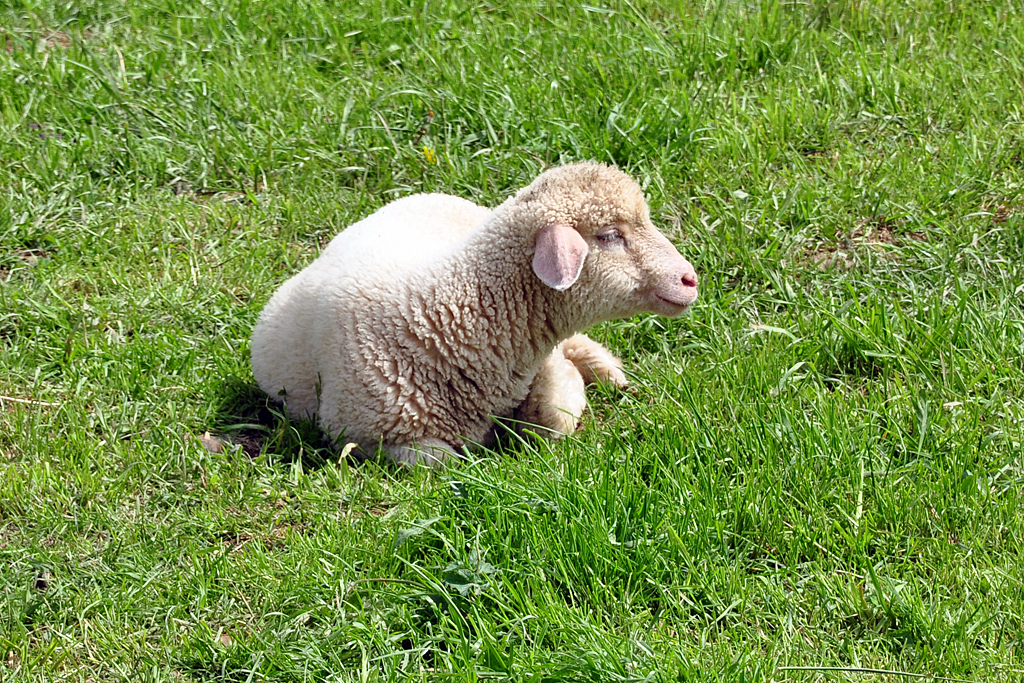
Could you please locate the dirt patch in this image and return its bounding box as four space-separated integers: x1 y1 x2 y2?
198 431 263 459
808 248 853 271
198 431 225 453
979 198 1023 224
804 216 923 271
0 521 20 550
990 202 1022 224
15 248 51 266
367 503 396 517
232 432 264 458
220 520 307 553
41 31 73 49
850 215 901 244
800 146 838 161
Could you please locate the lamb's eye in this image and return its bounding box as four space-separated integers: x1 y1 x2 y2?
596 229 623 244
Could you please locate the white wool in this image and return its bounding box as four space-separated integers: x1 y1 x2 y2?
251 163 698 466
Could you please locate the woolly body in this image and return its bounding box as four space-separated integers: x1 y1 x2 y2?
251 164 698 465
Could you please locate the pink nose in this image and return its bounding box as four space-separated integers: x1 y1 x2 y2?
681 267 698 288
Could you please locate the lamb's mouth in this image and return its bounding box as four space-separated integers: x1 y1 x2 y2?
654 293 695 315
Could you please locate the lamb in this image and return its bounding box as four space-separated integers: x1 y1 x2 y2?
250 163 698 466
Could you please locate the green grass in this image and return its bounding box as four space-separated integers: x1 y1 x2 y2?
2 0 1023 680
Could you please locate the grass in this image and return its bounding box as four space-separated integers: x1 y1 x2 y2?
2 0 1023 680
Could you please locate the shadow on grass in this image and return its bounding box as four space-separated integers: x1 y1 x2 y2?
204 377 560 471
206 375 366 470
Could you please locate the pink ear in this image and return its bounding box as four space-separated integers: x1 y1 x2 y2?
532 223 589 291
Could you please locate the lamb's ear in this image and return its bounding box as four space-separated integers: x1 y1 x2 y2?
532 223 589 291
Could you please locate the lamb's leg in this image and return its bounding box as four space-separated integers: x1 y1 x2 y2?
386 438 458 468
559 333 629 389
515 345 587 439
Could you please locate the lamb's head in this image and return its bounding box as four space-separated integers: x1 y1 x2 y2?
519 163 698 323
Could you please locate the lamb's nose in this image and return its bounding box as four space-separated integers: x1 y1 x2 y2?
681 268 698 288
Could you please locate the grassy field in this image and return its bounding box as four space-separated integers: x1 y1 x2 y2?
2 0 1023 680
